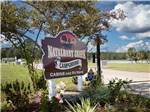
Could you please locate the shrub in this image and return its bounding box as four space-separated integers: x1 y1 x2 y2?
83 86 109 105
40 92 64 112
83 79 130 105
90 74 105 89
107 79 130 104
1 80 32 112
35 74 47 90
122 93 150 109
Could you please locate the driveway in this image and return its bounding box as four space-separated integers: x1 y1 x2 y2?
102 68 150 84
101 68 150 97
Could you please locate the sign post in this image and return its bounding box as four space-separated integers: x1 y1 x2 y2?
42 30 88 100
77 75 83 91
48 79 56 100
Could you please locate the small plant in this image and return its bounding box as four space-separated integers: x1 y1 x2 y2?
90 75 103 89
1 80 32 111
66 98 97 112
108 79 130 104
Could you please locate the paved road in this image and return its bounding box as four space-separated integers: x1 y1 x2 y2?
101 69 150 97
102 68 150 84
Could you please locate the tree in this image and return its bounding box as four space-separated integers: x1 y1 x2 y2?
1 1 40 89
127 47 137 63
136 50 149 63
137 50 145 63
1 1 125 86
145 51 150 63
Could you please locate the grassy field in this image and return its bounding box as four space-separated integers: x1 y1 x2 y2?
1 63 75 90
105 63 150 73
1 64 32 84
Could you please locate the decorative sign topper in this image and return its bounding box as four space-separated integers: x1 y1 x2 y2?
42 30 88 79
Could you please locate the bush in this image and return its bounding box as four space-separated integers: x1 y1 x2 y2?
83 79 131 106
121 93 150 109
35 74 47 90
90 75 104 89
107 79 130 104
83 86 109 105
1 80 32 112
40 92 64 112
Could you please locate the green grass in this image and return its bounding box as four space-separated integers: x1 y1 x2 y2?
88 62 96 67
105 63 150 73
55 77 76 91
0 63 75 90
1 64 32 85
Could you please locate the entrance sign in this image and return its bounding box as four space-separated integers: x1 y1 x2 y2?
42 31 88 79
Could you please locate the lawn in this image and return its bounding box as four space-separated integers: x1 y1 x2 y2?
88 62 96 67
0 63 76 90
105 63 150 73
1 64 32 84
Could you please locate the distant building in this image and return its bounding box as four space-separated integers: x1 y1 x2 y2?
2 57 16 63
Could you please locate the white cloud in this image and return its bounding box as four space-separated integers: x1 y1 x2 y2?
136 31 150 39
116 40 150 52
111 2 150 39
119 35 128 40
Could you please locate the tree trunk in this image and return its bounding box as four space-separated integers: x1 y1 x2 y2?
96 36 102 83
92 53 95 63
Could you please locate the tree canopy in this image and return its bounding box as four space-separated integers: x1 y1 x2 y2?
1 1 125 47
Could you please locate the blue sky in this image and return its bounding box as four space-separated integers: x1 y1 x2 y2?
1 1 150 52
94 1 150 52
